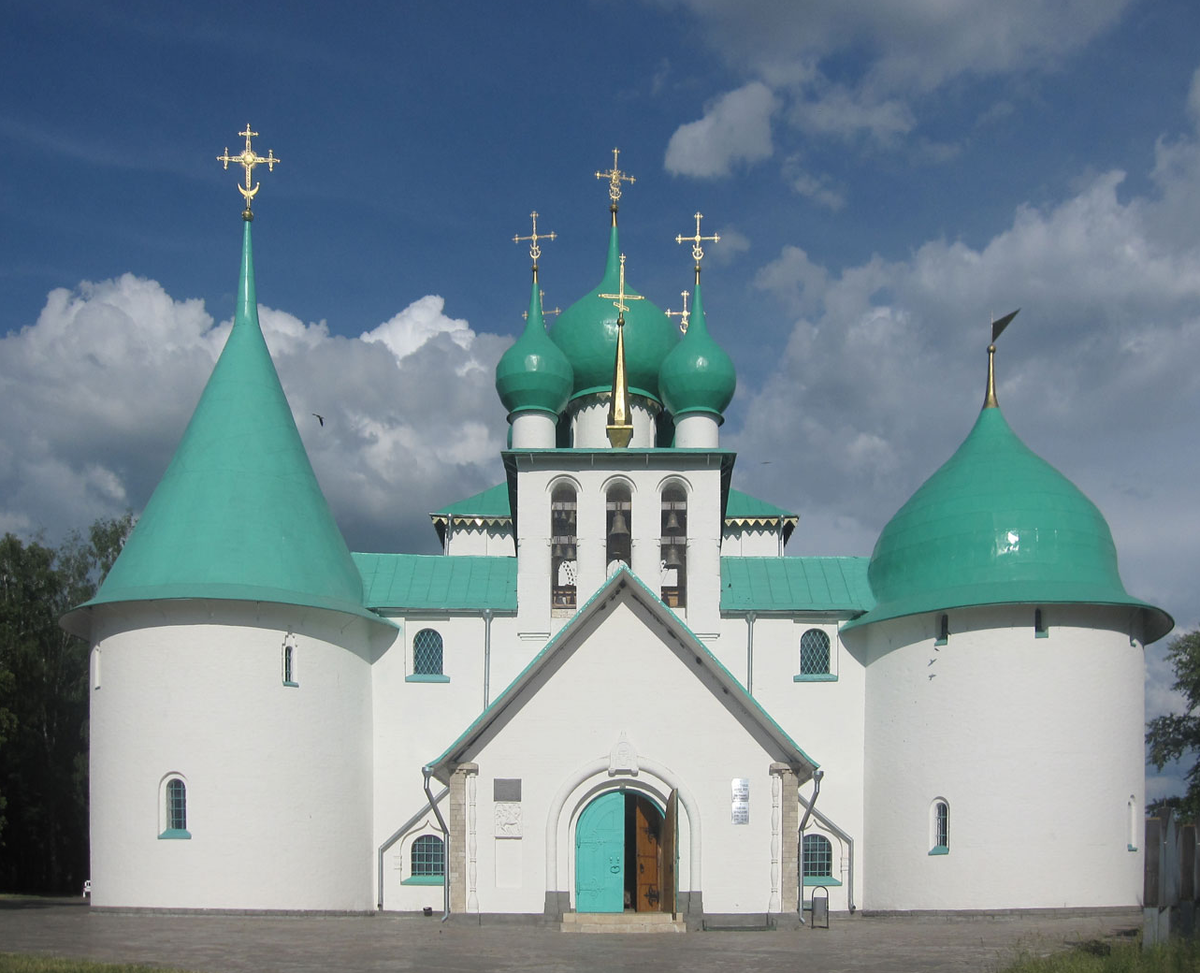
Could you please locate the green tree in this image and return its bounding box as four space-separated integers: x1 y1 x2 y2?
1147 630 1200 820
0 513 132 894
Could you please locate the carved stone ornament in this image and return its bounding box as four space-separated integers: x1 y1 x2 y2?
609 733 638 776
494 802 522 838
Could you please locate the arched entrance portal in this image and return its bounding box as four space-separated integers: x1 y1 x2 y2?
575 789 677 913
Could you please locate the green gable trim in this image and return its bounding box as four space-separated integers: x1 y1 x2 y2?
354 553 517 612
73 220 373 629
721 557 873 615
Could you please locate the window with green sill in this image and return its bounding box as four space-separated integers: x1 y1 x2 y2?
159 776 190 839
403 834 445 885
796 628 834 681
413 629 444 677
802 833 840 885
930 799 949 855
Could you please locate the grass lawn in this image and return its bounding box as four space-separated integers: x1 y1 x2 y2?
0 957 197 973
998 937 1200 972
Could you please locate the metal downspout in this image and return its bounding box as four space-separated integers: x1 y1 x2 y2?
798 775 857 915
746 611 756 695
797 769 823 922
423 766 452 922
376 785 449 910
483 609 494 709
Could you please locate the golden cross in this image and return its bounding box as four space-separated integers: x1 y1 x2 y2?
598 254 644 322
666 290 691 334
217 124 280 218
595 147 636 204
676 212 719 264
513 211 556 264
523 290 562 320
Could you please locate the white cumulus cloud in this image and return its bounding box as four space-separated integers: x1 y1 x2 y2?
664 82 778 178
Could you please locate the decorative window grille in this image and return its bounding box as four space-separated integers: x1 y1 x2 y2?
413 629 444 676
166 778 187 832
551 484 577 611
933 800 949 851
411 834 445 877
660 485 687 608
800 629 831 674
802 834 833 877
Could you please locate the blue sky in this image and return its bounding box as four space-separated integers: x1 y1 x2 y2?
4 0 1200 796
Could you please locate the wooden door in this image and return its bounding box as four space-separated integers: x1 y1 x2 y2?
634 795 661 911
661 789 678 914
575 791 624 912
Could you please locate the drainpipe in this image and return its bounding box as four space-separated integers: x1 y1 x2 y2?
797 774 857 915
745 611 756 695
482 609 494 709
376 785 449 910
797 769 823 922
423 766 451 922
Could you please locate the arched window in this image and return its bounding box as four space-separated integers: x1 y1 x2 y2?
160 776 190 839
606 483 632 572
930 799 949 854
660 484 687 608
799 629 831 675
413 629 444 676
802 833 833 879
411 834 445 878
282 634 298 686
551 484 577 612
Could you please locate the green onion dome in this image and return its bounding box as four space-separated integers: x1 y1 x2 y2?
844 404 1172 641
658 280 736 419
549 224 679 403
495 275 574 417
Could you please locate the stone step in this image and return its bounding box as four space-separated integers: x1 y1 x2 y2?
560 912 686 934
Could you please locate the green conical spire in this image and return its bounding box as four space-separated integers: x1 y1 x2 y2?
658 279 736 419
75 220 376 624
495 270 573 417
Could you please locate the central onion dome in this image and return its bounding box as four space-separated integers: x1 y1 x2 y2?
549 223 679 403
844 401 1171 641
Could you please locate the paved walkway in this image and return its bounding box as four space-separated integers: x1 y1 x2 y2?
0 899 1140 973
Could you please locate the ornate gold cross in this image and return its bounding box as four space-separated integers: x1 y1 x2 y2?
666 290 691 334
599 254 644 323
217 124 280 219
523 290 562 320
513 211 556 265
676 212 719 264
595 147 636 204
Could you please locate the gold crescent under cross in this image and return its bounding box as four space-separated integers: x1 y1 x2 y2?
513 211 557 263
676 212 719 263
217 124 280 211
595 147 636 203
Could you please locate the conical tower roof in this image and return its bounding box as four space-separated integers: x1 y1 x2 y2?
658 279 736 419
549 222 678 402
844 393 1171 642
495 272 573 417
69 220 377 628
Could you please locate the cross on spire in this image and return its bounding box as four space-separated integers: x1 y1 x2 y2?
595 147 636 208
598 254 644 324
523 289 562 321
666 290 691 334
676 212 720 273
217 124 280 220
513 211 556 270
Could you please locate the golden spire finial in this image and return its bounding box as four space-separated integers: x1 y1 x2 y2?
217 125 280 221
595 147 636 217
513 211 556 277
666 290 691 334
984 308 1020 409
676 211 720 284
599 254 643 448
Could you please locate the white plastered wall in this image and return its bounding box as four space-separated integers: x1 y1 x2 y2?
88 600 377 910
861 604 1146 910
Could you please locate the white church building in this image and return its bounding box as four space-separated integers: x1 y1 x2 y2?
62 139 1172 925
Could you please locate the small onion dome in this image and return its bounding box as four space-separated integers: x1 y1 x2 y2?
495 276 574 418
843 405 1172 641
549 223 678 403
658 280 736 419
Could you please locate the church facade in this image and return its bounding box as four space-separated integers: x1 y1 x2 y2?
62 144 1172 923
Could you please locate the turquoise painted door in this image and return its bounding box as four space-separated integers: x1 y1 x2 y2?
576 791 624 912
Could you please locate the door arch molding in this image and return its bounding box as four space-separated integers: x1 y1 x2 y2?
544 755 702 903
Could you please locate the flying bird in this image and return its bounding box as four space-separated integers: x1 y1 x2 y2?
312 413 325 427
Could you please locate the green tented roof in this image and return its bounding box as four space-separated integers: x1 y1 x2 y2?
70 220 375 627
721 557 872 614
844 405 1172 642
431 484 513 520
354 553 517 612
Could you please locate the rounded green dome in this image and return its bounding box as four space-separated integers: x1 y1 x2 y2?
495 277 574 417
845 405 1171 641
658 281 736 419
549 224 679 403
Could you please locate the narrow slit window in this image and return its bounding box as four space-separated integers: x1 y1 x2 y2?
935 614 949 646
930 800 949 854
160 776 190 839
282 636 298 686
1035 608 1049 638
